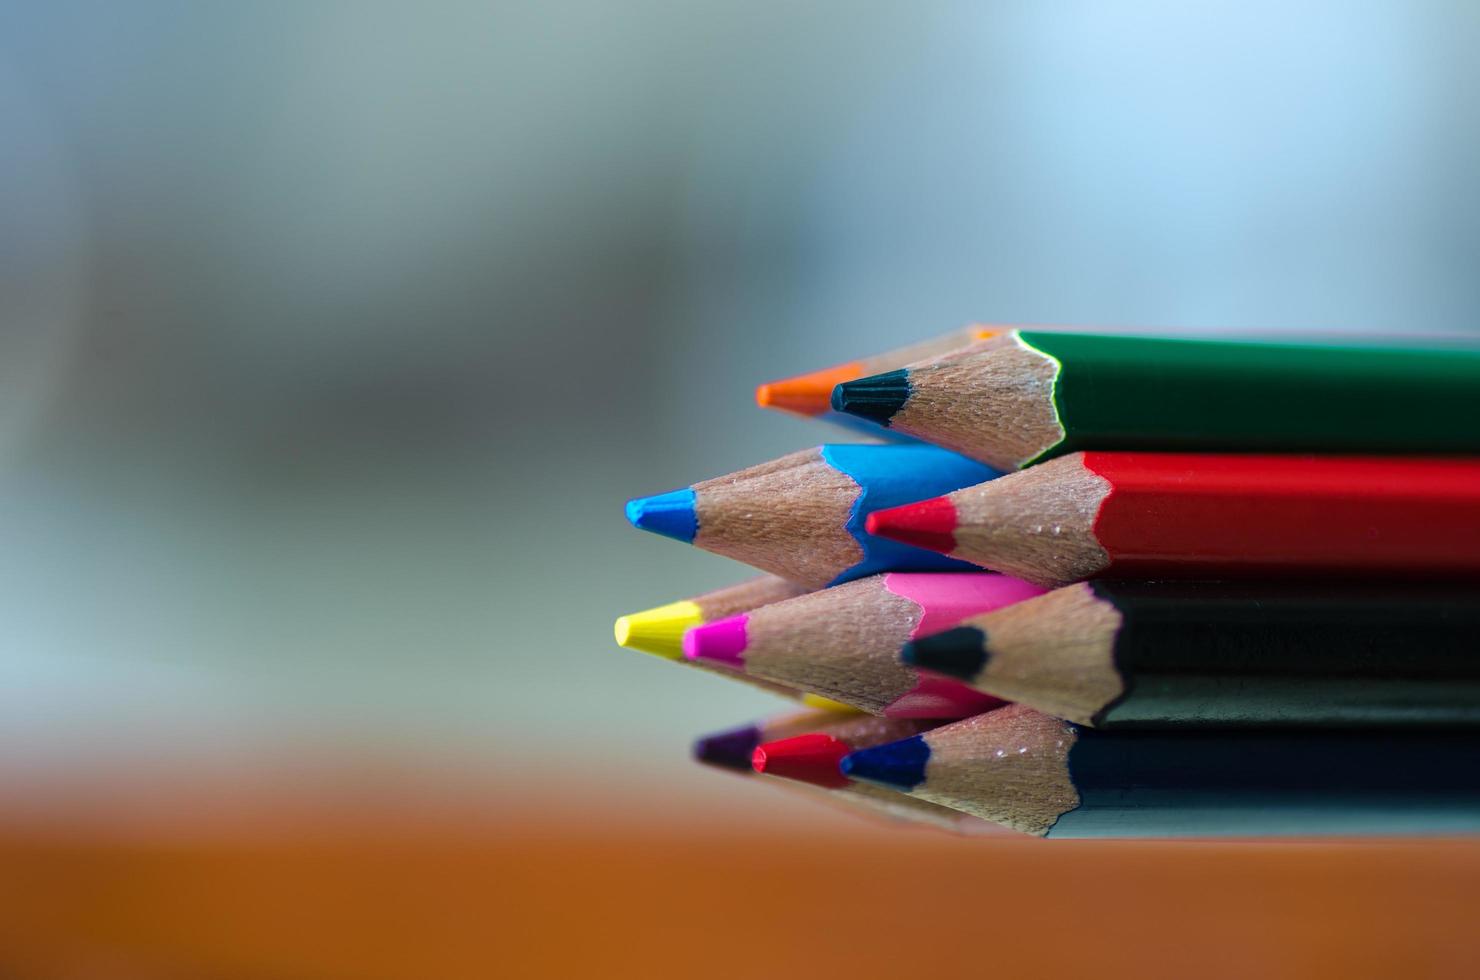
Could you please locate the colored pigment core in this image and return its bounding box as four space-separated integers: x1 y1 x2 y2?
899 626 989 680
756 362 864 415
682 614 749 667
625 488 698 543
801 694 859 712
830 369 911 426
866 497 959 556
841 736 931 790
693 726 762 772
752 734 852 789
612 600 703 660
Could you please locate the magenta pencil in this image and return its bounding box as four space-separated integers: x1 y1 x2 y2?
683 572 1047 718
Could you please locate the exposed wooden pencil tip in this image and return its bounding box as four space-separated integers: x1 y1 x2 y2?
865 497 959 555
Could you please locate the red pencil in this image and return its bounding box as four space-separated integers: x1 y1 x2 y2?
865 452 1480 587
752 715 941 789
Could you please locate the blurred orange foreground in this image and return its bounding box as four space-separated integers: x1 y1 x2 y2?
0 768 1477 980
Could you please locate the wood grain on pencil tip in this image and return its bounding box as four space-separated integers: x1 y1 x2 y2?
831 330 1480 469
625 444 997 588
682 572 1044 717
614 575 808 660
841 704 1480 838
757 325 998 418
611 575 847 706
900 580 1480 727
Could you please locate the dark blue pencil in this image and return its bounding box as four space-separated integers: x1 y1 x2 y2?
840 704 1480 838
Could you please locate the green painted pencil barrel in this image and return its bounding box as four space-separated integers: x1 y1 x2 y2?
1020 332 1480 460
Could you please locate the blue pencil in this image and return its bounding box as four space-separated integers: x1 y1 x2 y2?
625 444 998 589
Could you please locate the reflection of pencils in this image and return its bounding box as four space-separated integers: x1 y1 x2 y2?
900 580 1480 728
625 444 997 588
694 711 989 833
693 710 862 773
831 331 1480 470
683 572 1044 718
867 452 1480 587
615 575 846 708
753 714 940 788
756 325 998 425
842 703 1480 838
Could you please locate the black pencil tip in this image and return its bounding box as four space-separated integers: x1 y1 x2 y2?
899 626 989 680
831 369 909 426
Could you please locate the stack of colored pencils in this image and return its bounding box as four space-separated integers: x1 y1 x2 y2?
619 326 1480 838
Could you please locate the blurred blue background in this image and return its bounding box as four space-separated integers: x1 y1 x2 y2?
1 0 1478 797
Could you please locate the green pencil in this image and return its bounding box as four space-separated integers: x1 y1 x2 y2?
830 330 1480 470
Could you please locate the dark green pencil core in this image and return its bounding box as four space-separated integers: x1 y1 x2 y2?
899 626 988 680
831 369 909 426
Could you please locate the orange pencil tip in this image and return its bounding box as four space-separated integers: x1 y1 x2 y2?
755 363 865 415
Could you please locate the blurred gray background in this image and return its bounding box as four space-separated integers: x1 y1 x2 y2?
1 1 1477 791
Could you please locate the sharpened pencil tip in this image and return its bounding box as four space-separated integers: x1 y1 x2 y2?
830 369 909 425
625 488 698 543
756 362 865 416
693 725 763 772
800 693 858 712
900 626 989 680
613 600 704 660
841 736 931 790
865 496 959 555
682 615 749 667
751 733 853 789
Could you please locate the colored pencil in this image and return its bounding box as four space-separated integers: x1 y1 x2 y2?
756 325 998 422
682 572 1046 717
841 704 1480 838
625 444 999 588
762 326 1480 426
865 452 1480 587
694 712 991 833
615 575 808 660
830 330 1480 470
615 576 851 708
900 580 1480 728
752 715 940 788
692 711 863 773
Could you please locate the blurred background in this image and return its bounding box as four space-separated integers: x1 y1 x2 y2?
1 1 1479 976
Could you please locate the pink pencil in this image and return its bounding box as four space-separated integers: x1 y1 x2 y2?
683 573 1046 718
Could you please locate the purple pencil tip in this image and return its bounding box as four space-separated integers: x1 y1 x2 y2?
693 725 763 772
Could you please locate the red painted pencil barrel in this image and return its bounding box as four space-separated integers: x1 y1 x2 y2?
1087 453 1480 577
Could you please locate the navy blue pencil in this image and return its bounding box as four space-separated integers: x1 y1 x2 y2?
840 704 1480 838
